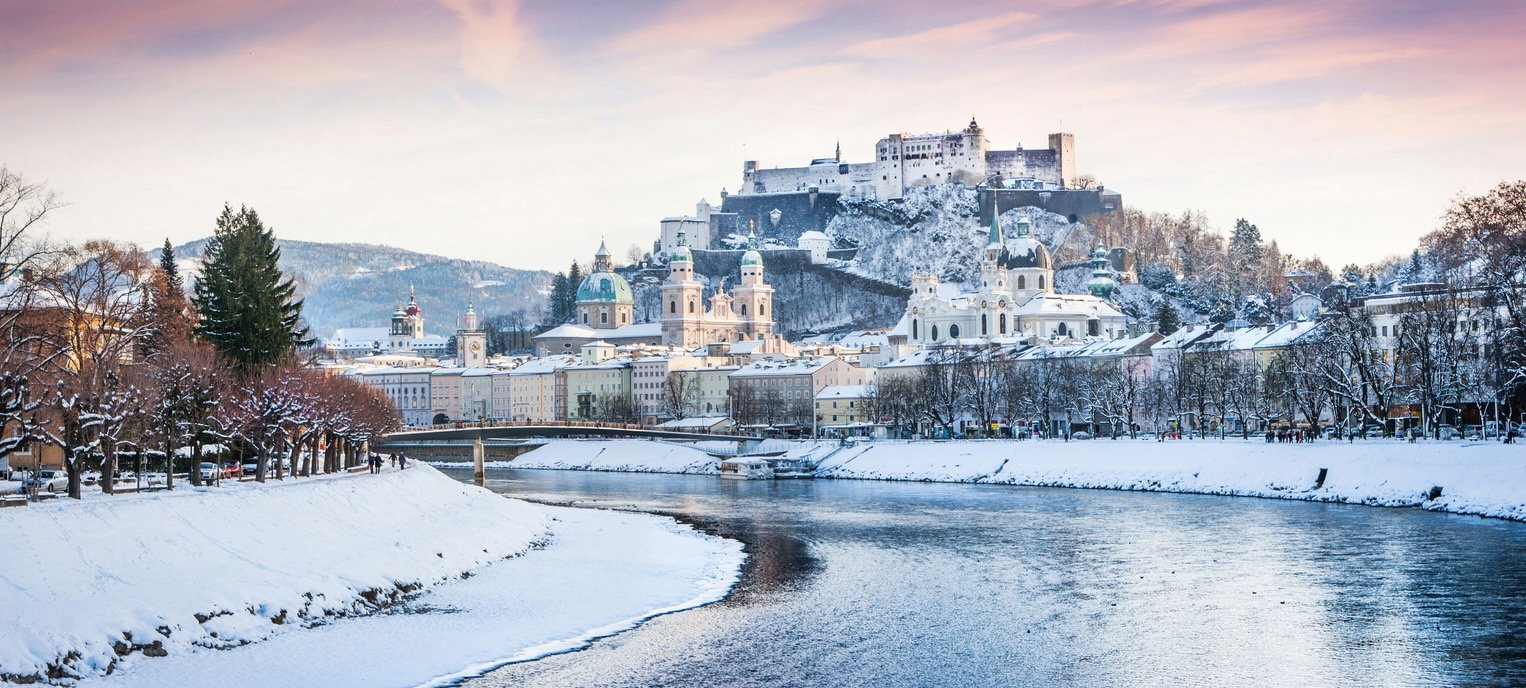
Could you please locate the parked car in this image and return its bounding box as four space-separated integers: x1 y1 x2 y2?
1438 424 1459 440
221 461 243 479
1462 424 1484 440
198 462 222 481
25 470 68 493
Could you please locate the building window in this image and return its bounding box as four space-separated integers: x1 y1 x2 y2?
912 319 919 339
670 300 676 314
1039 275 1046 290
981 314 987 336
582 313 588 324
1017 275 1025 289
760 304 766 316
689 301 695 313
600 312 608 324
950 324 960 338
741 303 748 316
932 325 939 341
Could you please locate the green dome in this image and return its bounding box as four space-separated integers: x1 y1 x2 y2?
741 249 763 267
670 245 692 263
576 271 634 304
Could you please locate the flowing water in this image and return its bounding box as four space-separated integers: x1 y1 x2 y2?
442 467 1526 687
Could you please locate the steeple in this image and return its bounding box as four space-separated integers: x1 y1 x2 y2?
835 140 841 163
464 299 478 330
1086 244 1117 300
988 202 1004 247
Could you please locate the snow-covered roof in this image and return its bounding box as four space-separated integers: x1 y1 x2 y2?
1012 292 1124 319
535 323 597 339
508 356 577 375
815 384 875 400
730 357 839 378
607 322 662 340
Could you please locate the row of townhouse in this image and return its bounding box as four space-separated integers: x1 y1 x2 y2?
352 339 880 431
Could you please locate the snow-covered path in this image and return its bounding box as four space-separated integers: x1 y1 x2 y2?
79 505 743 688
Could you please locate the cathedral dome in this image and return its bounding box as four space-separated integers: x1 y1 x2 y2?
405 302 420 316
576 271 634 304
741 249 763 267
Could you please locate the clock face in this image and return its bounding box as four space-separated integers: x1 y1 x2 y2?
470 341 481 351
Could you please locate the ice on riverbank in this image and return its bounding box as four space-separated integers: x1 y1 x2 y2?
0 464 744 685
816 439 1526 521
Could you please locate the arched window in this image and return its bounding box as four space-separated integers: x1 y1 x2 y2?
689 300 695 313
981 314 988 336
621 313 628 324
1039 275 1046 290
1088 319 1100 336
669 300 676 314
932 325 940 341
912 319 919 339
741 303 748 316
760 304 766 316
1056 322 1068 337
999 313 1007 334
949 324 960 338
1017 275 1026 289
582 313 588 324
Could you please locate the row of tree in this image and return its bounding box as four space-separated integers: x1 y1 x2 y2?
0 168 401 498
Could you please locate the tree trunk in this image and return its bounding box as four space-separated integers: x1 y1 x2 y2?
102 442 117 496
164 437 176 491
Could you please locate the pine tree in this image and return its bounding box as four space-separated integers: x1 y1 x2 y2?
547 272 570 325
1229 218 1264 299
141 239 194 358
1155 301 1181 335
192 204 310 372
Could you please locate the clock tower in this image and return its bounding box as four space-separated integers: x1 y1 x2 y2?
456 300 488 368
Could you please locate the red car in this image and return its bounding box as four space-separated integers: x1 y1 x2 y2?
220 461 243 479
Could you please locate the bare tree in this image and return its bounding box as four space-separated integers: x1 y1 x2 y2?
662 370 701 420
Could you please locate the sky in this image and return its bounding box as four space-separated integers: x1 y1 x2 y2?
2 0 1524 272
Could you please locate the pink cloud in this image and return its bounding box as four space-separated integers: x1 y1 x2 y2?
840 11 1039 59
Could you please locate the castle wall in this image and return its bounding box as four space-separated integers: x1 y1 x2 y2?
718 191 844 246
980 187 1122 225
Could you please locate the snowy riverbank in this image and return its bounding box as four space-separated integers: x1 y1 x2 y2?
0 465 743 686
484 438 1526 522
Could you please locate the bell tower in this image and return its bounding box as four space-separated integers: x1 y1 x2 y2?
456 299 487 368
733 230 774 339
660 231 705 347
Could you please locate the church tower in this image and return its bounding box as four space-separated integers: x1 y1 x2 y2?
456 299 487 368
733 230 774 340
1001 214 1053 304
661 231 705 347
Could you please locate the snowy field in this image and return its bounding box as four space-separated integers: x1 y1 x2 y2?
0 465 743 686
481 438 1526 522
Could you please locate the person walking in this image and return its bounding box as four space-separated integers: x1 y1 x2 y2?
399 454 408 470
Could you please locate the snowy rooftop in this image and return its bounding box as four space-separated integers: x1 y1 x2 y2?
815 384 876 400
730 357 839 377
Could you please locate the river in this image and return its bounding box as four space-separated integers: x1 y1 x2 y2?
440 467 1526 687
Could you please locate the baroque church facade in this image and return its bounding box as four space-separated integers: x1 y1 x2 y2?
660 230 775 347
901 211 1127 348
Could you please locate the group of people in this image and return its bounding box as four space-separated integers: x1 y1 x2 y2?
1266 428 1317 443
366 452 408 474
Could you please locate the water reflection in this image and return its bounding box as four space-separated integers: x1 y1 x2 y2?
448 467 1526 687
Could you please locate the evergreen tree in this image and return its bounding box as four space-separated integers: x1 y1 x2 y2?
563 260 582 322
1155 301 1181 335
1229 218 1264 299
192 204 310 372
547 272 570 325
141 239 194 358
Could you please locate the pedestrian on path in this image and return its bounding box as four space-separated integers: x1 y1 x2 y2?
399 454 408 470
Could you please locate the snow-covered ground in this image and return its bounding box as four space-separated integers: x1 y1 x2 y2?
468 438 1526 522
815 439 1526 521
438 439 720 474
0 465 742 685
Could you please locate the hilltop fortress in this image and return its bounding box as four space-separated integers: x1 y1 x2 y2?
737 117 1075 201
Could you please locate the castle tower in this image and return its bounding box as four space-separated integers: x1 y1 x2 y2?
733 230 774 339
1049 132 1076 189
661 231 705 347
576 240 635 330
456 299 488 368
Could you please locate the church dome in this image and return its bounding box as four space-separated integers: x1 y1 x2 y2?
741 249 763 267
404 302 420 316
576 271 634 304
1001 236 1052 270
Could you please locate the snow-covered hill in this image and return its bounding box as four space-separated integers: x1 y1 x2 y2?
167 239 551 339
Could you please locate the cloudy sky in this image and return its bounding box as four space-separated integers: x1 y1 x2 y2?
3 0 1523 271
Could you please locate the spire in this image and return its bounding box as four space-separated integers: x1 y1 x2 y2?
835 140 841 163
988 199 1003 247
593 239 613 271
748 227 758 249
595 240 610 257
677 229 687 247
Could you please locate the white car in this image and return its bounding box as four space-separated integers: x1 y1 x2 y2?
197 462 223 481
25 470 68 493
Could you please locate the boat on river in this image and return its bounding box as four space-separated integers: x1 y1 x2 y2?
719 458 775 479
